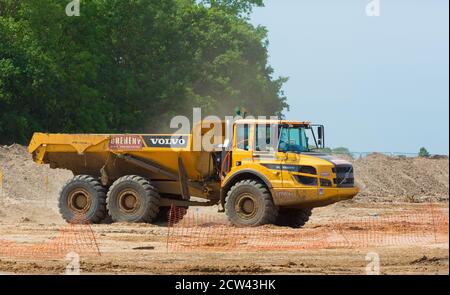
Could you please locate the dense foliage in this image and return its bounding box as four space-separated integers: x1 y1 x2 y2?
0 0 287 144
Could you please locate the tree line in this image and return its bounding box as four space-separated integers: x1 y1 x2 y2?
0 0 288 144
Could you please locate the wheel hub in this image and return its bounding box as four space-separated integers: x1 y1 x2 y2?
236 194 257 219
118 190 140 213
68 189 91 213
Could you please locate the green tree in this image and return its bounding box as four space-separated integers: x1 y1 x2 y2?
418 147 430 157
0 0 288 144
200 0 264 17
332 147 351 155
320 147 332 153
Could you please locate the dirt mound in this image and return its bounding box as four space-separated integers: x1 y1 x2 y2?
0 146 448 224
0 144 72 223
352 153 449 203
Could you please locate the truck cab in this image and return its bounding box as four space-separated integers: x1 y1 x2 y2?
218 119 359 227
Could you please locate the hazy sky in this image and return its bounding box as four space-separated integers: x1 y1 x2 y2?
251 0 449 154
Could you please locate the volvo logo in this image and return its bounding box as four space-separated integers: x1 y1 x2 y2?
143 135 189 148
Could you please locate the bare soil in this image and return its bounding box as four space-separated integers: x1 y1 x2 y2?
0 145 448 274
352 153 449 202
0 202 447 275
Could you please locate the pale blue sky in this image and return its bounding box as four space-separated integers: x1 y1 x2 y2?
251 0 449 154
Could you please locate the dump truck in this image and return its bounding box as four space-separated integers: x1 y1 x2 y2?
28 119 359 228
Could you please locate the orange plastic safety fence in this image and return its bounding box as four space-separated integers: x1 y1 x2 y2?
0 215 100 259
166 203 449 252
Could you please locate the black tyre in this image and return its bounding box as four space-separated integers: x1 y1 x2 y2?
106 175 160 223
225 179 278 226
276 208 312 228
100 215 113 224
155 206 188 224
59 175 107 224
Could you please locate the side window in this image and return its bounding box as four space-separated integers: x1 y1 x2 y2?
236 124 250 150
288 128 300 146
300 128 308 150
278 127 289 151
255 124 271 152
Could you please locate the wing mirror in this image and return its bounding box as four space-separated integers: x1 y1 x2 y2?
317 125 324 148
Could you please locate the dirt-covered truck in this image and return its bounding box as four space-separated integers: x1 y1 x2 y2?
28 119 359 228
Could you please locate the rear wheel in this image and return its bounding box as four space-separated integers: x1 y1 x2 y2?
276 208 312 228
59 175 107 224
225 179 278 227
155 206 188 224
106 175 160 223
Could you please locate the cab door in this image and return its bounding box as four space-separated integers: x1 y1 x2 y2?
232 123 254 169
279 126 302 188
253 123 283 188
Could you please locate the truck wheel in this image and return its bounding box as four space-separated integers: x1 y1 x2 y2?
59 175 107 224
155 206 188 224
276 208 312 228
100 215 113 224
107 175 160 223
225 179 278 227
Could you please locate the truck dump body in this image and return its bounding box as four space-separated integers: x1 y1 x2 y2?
28 133 216 199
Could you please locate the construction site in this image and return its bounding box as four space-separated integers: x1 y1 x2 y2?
0 1 448 281
0 144 448 274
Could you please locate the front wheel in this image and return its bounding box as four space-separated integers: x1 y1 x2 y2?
225 180 278 227
276 208 312 228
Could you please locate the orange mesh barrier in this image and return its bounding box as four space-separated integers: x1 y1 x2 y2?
0 215 100 259
166 203 449 252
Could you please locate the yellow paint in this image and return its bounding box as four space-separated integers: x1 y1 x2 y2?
28 119 359 208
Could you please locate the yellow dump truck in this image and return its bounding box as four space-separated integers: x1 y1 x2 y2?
28 119 358 227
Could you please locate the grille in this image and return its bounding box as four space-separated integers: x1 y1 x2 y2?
334 164 354 187
334 177 354 186
334 166 353 174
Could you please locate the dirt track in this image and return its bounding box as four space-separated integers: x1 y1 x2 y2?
0 202 448 275
0 145 448 274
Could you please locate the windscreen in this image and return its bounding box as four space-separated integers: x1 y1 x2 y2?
278 125 310 153
254 124 315 153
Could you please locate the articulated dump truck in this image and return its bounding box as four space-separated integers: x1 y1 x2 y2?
28 119 359 228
